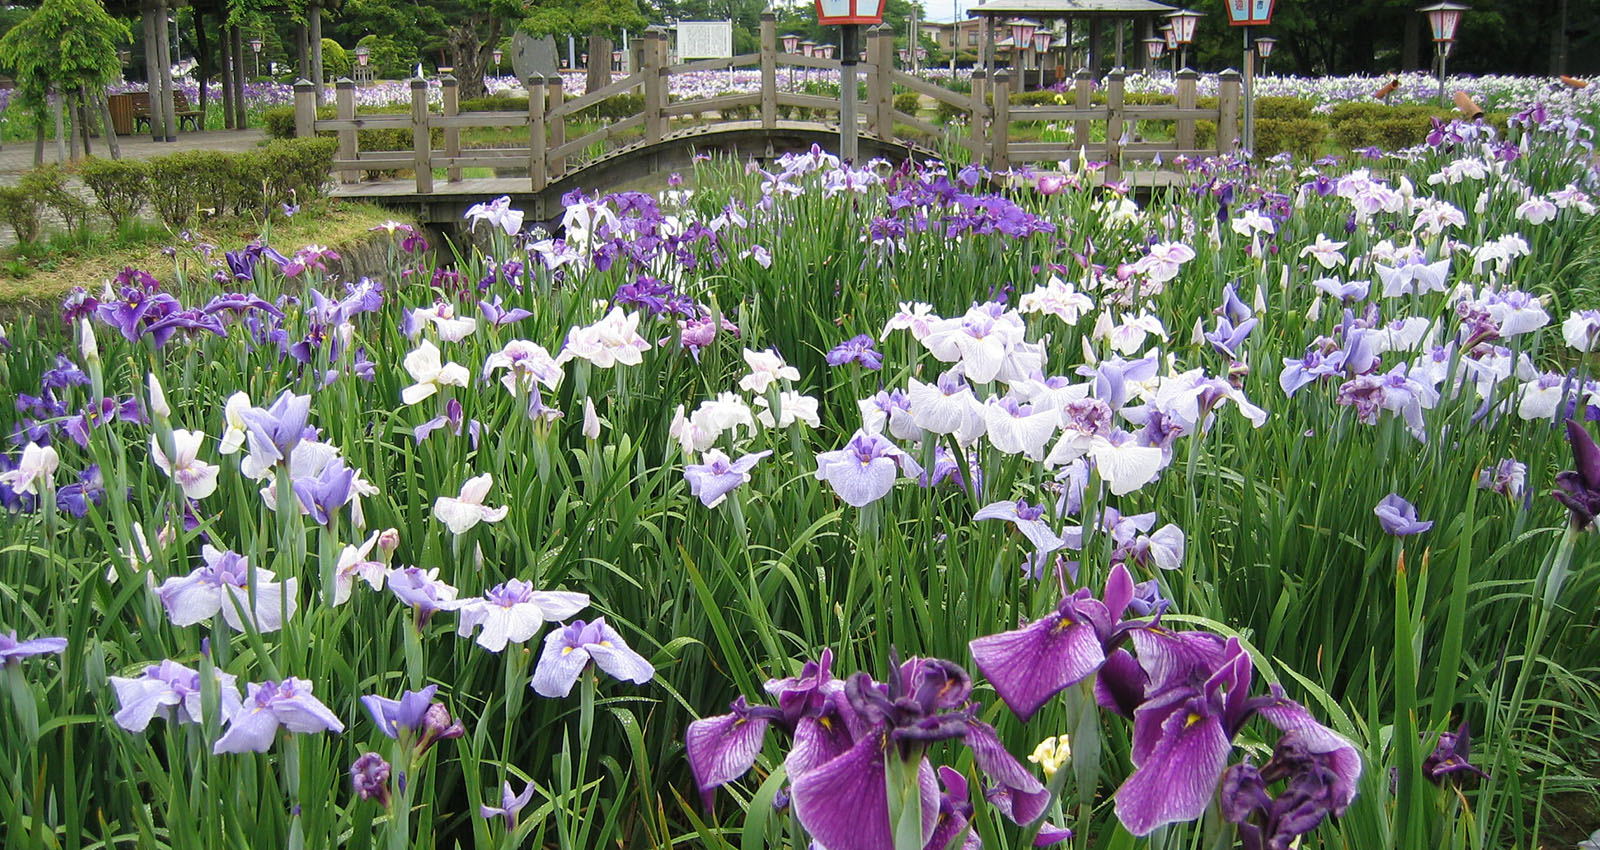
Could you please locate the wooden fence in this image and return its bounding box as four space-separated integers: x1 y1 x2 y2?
293 14 1240 194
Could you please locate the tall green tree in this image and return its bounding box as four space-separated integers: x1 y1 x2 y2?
0 0 129 156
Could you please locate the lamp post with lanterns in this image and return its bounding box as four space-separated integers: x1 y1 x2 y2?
1419 2 1467 107
815 0 885 162
492 47 503 78
353 45 370 82
1031 30 1053 90
1165 9 1201 71
250 37 263 79
1223 0 1276 153
782 34 800 89
1008 18 1036 88
1162 24 1178 74
1142 36 1165 74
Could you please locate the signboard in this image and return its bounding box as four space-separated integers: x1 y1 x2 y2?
1226 0 1275 26
675 21 734 59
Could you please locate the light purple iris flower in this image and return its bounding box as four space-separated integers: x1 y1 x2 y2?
361 684 438 739
292 456 355 526
530 618 654 698
212 677 345 754
454 581 590 652
825 334 884 370
239 391 313 469
350 752 392 805
154 546 297 633
1280 347 1348 397
388 567 460 626
481 780 537 828
108 659 242 731
683 449 772 508
814 430 923 507
1374 493 1433 535
0 631 67 667
974 498 1066 553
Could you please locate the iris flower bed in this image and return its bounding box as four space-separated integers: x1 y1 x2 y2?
1 96 1599 850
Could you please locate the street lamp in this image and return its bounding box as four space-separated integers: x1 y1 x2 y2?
492 47 503 77
1419 2 1467 107
353 45 369 82
1008 18 1037 85
1031 30 1052 90
1162 24 1178 74
1142 36 1165 74
250 37 263 79
815 0 886 162
1254 35 1276 67
1166 9 1202 71
782 33 801 53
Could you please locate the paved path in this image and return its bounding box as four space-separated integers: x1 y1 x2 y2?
0 129 268 179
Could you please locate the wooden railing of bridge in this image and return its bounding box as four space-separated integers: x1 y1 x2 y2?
293 13 1240 194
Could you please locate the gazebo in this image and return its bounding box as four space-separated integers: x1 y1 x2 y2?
968 0 1177 82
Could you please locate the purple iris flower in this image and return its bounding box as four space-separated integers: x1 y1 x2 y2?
530 618 654 698
239 391 313 468
108 659 242 731
973 498 1066 553
481 780 537 828
826 335 884 370
969 563 1150 721
212 677 345 754
814 431 923 507
144 309 228 344
203 292 282 321
56 465 106 517
1422 721 1487 783
1280 347 1347 398
1113 638 1361 836
683 449 771 508
1554 419 1600 529
362 684 438 740
96 287 182 345
686 650 1065 849
479 296 533 327
388 567 460 626
350 752 392 806
1221 728 1360 850
292 457 355 526
0 631 67 667
1207 315 1258 360
1374 493 1433 535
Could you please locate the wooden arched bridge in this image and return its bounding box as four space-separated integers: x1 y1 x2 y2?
294 13 1240 222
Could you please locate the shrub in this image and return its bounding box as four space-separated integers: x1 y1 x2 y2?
138 138 333 227
1255 96 1316 121
263 104 435 154
0 186 42 244
1329 102 1447 150
1254 117 1328 159
259 137 337 205
20 164 91 234
78 157 150 223
894 92 921 115
460 95 530 112
146 154 199 228
321 39 351 79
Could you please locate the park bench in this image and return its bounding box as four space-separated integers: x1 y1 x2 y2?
132 91 202 132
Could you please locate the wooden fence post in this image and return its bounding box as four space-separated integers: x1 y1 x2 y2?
442 75 461 183
991 69 1010 171
335 78 357 183
410 77 432 194
1217 69 1241 155
1073 68 1092 149
760 9 777 130
1105 68 1125 181
864 26 881 139
293 78 316 138
1176 68 1198 151
547 74 566 180
873 23 894 142
643 27 666 143
969 68 988 165
528 76 548 191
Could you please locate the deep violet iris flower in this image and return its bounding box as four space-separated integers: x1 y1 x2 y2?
826 334 885 370
686 650 1068 850
1554 419 1600 528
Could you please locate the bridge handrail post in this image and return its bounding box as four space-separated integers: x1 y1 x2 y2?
547 74 566 180
1217 69 1241 156
410 77 433 194
991 69 1010 171
335 78 357 184
968 69 988 166
1073 68 1092 149
1176 68 1198 151
528 77 548 191
293 78 316 138
872 23 894 143
760 9 777 130
863 26 881 139
442 75 462 183
1105 68 1125 182
643 27 666 144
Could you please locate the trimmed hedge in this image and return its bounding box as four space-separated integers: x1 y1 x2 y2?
1255 117 1329 159
894 92 921 115
263 104 432 153
1 138 335 243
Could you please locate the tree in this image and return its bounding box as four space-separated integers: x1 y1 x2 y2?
525 0 648 92
0 0 129 161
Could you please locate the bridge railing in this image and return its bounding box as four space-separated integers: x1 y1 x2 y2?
294 15 1239 195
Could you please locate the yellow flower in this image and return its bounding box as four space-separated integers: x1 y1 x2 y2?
1027 735 1072 779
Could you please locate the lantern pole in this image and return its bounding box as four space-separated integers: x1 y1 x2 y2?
1243 25 1253 152
840 24 860 162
